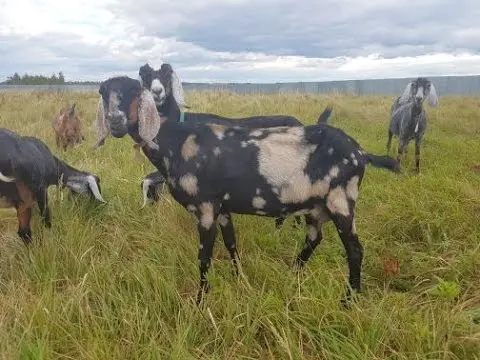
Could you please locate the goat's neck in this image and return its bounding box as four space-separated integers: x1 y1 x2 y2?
53 157 84 186
137 120 187 178
157 95 182 123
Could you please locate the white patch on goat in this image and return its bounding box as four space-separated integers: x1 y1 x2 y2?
187 204 197 212
252 196 266 209
343 158 349 165
0 196 13 208
328 148 334 155
207 124 225 140
199 202 214 229
199 243 204 250
151 78 164 94
352 218 357 234
218 214 229 227
163 157 170 172
227 131 235 137
252 128 329 204
256 188 261 195
329 166 339 179
213 147 222 156
241 141 248 148
346 176 359 201
179 173 198 196
256 210 267 215
308 225 317 242
181 135 199 161
250 130 263 137
326 186 350 217
353 159 358 166
223 193 230 200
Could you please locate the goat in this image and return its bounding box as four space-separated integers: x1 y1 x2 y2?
386 77 438 173
93 76 400 306
52 103 85 151
135 63 333 228
0 128 106 244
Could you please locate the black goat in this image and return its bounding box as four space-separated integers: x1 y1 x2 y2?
93 76 400 306
135 63 333 228
387 77 438 173
0 128 106 244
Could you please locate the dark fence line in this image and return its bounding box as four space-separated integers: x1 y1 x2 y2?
1 75 480 96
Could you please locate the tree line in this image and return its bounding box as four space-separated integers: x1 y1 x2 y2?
1 72 99 85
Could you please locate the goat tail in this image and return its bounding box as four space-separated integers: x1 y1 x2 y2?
317 105 333 124
364 154 401 173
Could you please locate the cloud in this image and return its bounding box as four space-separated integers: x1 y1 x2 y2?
1 0 480 82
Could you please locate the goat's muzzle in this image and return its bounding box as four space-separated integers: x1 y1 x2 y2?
107 113 128 138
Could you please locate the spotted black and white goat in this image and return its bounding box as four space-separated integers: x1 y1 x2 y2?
135 63 333 228
0 128 106 244
93 76 400 306
387 77 438 173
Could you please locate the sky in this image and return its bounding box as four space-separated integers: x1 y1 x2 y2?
1 0 480 83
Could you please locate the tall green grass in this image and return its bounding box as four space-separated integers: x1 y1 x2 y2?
0 90 479 359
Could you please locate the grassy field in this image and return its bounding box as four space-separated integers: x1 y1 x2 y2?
0 90 479 359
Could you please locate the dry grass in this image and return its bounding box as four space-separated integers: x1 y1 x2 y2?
0 90 480 359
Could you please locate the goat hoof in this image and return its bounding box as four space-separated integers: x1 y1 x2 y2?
340 288 361 309
18 228 32 245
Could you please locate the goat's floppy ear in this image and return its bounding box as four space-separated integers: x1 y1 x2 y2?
92 96 109 149
171 69 187 108
138 89 161 150
427 83 438 107
399 82 413 104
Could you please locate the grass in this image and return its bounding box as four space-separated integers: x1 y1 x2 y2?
0 90 480 359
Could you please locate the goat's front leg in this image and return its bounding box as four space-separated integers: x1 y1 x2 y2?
36 188 51 228
414 139 421 174
196 209 218 305
396 138 407 164
218 211 239 276
386 129 393 154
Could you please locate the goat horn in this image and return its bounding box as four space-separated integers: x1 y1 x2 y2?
0 172 15 182
87 176 106 203
141 180 150 209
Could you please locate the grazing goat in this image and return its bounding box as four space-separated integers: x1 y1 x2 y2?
93 76 400 306
52 103 85 151
0 128 106 244
387 77 438 173
135 63 333 228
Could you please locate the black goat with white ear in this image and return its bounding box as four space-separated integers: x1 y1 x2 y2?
0 128 106 244
137 62 333 228
387 77 438 174
94 76 400 307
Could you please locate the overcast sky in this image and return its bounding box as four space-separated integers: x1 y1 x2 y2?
1 0 479 83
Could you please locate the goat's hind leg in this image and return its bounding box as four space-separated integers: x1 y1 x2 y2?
330 211 363 308
294 214 323 269
36 187 51 228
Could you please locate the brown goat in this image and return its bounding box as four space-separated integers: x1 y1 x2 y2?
52 103 85 151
